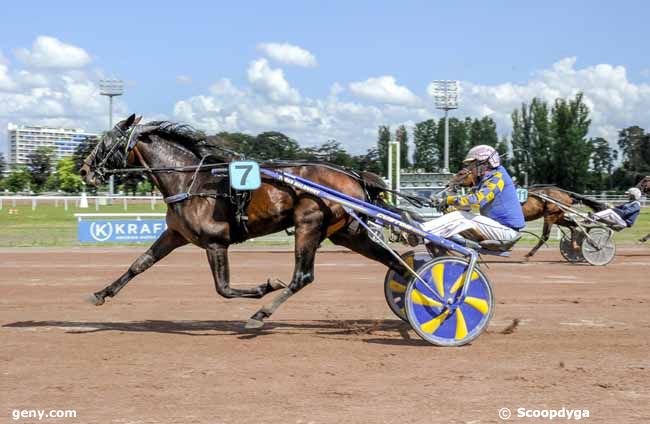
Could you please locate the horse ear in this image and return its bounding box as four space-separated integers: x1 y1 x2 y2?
121 114 136 129
134 115 143 125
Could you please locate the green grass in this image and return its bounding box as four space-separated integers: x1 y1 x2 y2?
0 202 168 247
0 201 648 247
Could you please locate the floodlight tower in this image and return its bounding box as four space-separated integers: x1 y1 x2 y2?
99 79 124 196
432 80 459 173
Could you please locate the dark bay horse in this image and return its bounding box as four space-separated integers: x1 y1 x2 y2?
446 168 605 258
80 114 405 329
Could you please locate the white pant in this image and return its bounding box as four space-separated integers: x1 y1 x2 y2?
420 211 520 242
593 209 626 227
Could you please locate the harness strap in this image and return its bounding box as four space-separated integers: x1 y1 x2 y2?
165 193 190 204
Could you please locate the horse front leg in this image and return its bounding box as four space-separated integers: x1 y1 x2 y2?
206 245 286 299
89 230 187 305
525 219 551 258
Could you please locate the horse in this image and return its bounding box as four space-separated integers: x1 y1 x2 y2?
80 114 406 329
445 168 606 258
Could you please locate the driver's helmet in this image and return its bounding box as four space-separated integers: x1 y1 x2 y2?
626 187 642 201
463 145 500 168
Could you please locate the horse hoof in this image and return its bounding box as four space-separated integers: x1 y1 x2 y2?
245 318 265 330
87 293 105 306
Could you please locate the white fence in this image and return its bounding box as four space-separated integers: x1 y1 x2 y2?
0 193 647 212
0 195 163 211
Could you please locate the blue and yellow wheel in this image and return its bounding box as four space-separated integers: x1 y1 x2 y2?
383 251 431 321
405 256 494 346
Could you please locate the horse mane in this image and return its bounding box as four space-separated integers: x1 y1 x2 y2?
146 121 237 161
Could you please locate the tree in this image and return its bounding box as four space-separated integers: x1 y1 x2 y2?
216 132 257 157
302 140 356 167
618 126 650 177
395 125 410 169
376 125 391 177
588 137 617 190
412 119 438 171
511 102 535 182
0 153 6 178
26 146 56 191
549 92 592 191
434 117 468 172
352 148 383 174
529 99 553 184
252 131 302 160
468 116 498 148
4 166 31 193
496 136 511 170
56 157 84 193
510 94 593 190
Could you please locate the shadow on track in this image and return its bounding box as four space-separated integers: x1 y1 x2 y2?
3 319 427 345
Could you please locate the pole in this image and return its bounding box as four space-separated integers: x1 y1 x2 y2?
108 96 115 196
443 109 450 173
393 140 402 197
387 140 392 190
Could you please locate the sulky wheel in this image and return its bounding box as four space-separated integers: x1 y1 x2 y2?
581 227 616 266
383 251 431 321
559 233 585 263
404 256 494 347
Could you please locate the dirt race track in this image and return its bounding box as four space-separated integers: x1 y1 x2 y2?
2 246 650 424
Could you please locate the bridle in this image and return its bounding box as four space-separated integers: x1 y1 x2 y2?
84 125 138 182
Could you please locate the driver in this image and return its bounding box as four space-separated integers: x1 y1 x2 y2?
421 145 525 244
592 187 642 229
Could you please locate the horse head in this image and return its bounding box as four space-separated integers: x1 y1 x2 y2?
447 168 476 192
636 176 650 194
80 114 163 186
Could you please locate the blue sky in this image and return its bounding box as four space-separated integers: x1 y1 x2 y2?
2 1 650 155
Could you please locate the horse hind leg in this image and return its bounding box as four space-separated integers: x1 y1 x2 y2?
206 245 285 299
245 206 324 329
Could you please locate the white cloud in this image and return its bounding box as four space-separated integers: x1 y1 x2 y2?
0 63 16 91
349 76 421 106
247 58 301 103
455 57 650 147
256 42 317 68
15 36 91 68
176 75 192 85
172 76 421 153
0 37 128 156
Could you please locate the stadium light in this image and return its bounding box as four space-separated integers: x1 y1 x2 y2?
432 80 459 173
99 79 124 196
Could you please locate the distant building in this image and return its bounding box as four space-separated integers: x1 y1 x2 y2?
399 171 453 199
7 123 97 165
398 171 454 219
